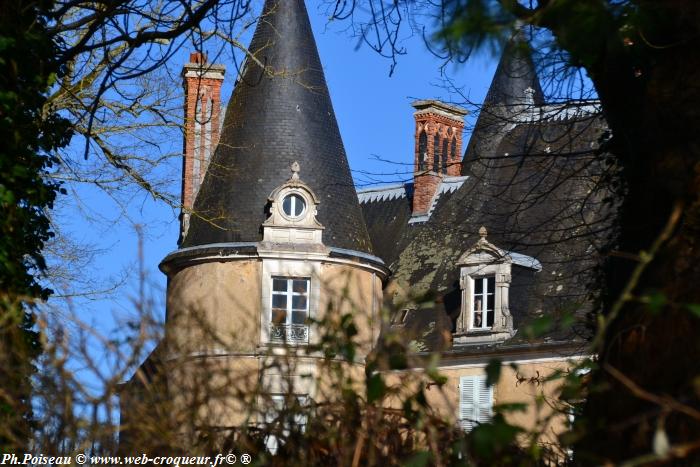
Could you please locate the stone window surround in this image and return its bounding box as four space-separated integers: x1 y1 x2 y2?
458 262 512 334
454 227 518 344
261 162 325 246
261 259 321 346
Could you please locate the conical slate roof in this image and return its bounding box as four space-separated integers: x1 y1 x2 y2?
482 36 544 109
182 0 373 253
462 34 544 168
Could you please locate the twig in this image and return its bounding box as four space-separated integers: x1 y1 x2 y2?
603 363 700 422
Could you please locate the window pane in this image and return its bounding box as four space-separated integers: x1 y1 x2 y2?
292 295 307 311
292 279 308 294
486 310 494 327
272 294 287 309
283 194 306 217
474 297 483 312
273 278 288 292
473 312 483 328
293 195 305 216
291 311 307 325
272 308 287 324
487 276 495 293
474 278 483 294
487 294 494 311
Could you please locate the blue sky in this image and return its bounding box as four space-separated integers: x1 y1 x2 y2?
46 0 499 357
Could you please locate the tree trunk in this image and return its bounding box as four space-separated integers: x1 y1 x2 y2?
570 1 700 463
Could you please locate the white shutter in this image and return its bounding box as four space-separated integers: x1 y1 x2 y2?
459 375 493 431
459 376 476 431
476 378 494 424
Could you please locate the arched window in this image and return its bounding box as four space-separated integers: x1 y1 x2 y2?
418 131 428 171
433 135 440 172
442 138 449 174
451 137 457 164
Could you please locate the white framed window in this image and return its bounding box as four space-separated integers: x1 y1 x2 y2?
471 276 495 330
260 259 320 346
389 308 410 326
281 193 306 219
270 276 310 343
459 375 493 431
265 394 308 454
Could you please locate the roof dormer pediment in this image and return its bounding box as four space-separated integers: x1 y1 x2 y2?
456 226 510 266
261 162 326 248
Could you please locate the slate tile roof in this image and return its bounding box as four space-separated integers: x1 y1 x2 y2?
182 0 372 254
362 100 612 352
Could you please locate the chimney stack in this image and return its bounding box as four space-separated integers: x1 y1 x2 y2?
411 100 467 216
180 52 225 241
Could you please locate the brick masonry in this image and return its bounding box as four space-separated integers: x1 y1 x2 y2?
411 102 466 214
181 52 224 239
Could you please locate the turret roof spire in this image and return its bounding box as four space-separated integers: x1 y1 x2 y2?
482 30 544 110
461 29 545 167
182 0 372 253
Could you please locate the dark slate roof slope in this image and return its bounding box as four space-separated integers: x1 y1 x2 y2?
463 35 545 171
183 0 372 253
388 114 612 351
482 36 544 109
358 184 412 266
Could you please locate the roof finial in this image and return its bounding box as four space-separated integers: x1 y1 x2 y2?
291 161 300 180
478 226 488 239
524 87 535 105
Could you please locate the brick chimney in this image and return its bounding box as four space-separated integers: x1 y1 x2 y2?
181 52 225 240
411 100 467 216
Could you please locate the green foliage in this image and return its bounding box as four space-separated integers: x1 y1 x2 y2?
0 0 71 300
687 303 700 319
644 291 667 314
485 358 502 387
403 450 431 467
236 307 556 466
522 315 553 340
469 414 524 462
365 372 385 403
0 0 72 452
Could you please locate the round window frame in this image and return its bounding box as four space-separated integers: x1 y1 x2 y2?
279 191 308 220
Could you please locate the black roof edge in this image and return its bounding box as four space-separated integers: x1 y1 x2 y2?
412 339 589 362
159 242 391 278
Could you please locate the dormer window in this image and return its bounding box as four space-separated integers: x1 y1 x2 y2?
390 308 411 326
454 226 540 345
260 161 325 246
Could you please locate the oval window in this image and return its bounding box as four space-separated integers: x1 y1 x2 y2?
282 193 306 218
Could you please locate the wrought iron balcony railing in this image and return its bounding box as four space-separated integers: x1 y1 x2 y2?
270 323 309 343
